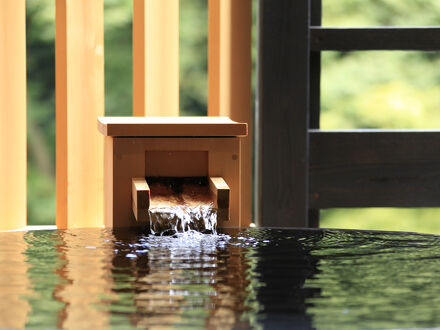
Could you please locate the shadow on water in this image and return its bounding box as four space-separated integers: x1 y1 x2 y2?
2 227 440 329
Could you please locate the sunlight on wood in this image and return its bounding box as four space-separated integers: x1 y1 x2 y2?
56 0 104 229
133 0 179 116
0 0 27 230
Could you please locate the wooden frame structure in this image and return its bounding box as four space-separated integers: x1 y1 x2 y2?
0 0 251 230
257 0 440 227
99 117 247 228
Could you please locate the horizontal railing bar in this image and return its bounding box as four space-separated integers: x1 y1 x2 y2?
309 130 440 208
311 26 440 51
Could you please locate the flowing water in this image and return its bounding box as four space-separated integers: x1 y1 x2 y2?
147 180 218 235
1 227 440 329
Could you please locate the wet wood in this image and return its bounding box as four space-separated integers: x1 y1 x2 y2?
311 27 440 51
310 129 440 208
148 181 217 233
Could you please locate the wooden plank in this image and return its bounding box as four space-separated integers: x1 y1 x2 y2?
309 0 322 227
0 0 27 230
311 27 440 51
209 177 230 222
309 0 321 129
208 0 253 227
310 130 440 208
132 177 149 223
133 0 179 116
257 0 310 227
209 177 230 208
56 0 104 229
98 116 247 137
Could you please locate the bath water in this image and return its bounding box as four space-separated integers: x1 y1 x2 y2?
1 227 440 329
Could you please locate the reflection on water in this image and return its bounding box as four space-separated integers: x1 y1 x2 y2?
1 228 440 329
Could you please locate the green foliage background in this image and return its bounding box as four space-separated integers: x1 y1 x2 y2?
26 0 440 234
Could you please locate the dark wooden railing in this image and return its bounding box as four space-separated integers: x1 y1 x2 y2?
257 0 440 227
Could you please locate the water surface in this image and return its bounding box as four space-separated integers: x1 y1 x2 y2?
1 228 440 329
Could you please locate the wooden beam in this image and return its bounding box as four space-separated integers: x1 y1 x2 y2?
311 27 440 51
56 0 104 229
310 129 440 208
0 0 27 231
97 116 247 137
209 176 230 221
257 0 310 227
133 0 179 116
208 0 252 227
132 177 149 223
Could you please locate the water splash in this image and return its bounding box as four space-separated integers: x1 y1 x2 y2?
148 204 217 235
147 181 218 235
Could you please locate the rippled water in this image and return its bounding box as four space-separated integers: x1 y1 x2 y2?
1 228 440 329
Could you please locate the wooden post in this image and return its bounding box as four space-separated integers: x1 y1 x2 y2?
0 0 27 231
208 0 253 227
257 0 310 227
56 0 104 229
133 0 179 116
309 0 322 228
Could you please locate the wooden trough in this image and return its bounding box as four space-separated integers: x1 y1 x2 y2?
98 117 247 229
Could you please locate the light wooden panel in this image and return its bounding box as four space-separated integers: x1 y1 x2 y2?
56 0 104 229
0 0 27 231
133 0 179 116
98 116 247 137
208 0 252 227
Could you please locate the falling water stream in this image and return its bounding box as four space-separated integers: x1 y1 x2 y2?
147 179 218 235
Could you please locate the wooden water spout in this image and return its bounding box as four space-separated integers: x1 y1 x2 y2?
132 177 230 233
99 116 248 229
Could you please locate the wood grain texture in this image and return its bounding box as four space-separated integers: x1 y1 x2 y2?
104 137 241 228
56 0 104 229
258 0 310 227
209 177 230 221
0 0 27 230
310 130 440 208
98 116 247 137
311 27 440 51
309 0 322 227
133 0 179 116
208 0 253 227
132 177 149 223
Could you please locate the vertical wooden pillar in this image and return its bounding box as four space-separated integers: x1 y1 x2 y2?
309 0 322 228
133 0 179 116
56 0 104 229
257 0 310 227
208 0 253 227
0 0 27 231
